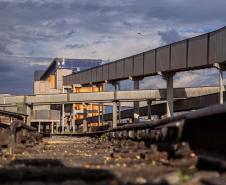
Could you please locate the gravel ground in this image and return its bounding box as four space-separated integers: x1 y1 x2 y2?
0 136 223 185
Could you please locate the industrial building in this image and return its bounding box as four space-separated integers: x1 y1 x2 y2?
32 58 103 133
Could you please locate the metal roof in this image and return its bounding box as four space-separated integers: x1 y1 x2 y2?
40 58 102 80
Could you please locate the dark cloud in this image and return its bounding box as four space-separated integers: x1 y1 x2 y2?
0 1 9 10
65 43 87 49
146 0 226 25
0 56 51 95
158 29 183 44
0 42 13 55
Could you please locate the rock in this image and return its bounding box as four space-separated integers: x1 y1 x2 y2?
135 177 147 184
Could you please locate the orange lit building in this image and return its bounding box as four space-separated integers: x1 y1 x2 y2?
73 85 104 127
33 58 103 132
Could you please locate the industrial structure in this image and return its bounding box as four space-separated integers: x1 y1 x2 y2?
0 26 226 135
32 58 103 133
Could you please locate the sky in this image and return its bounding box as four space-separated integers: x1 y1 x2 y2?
0 0 226 94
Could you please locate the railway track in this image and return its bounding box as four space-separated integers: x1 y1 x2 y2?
0 109 43 154
54 103 226 171
1 104 226 184
0 120 42 154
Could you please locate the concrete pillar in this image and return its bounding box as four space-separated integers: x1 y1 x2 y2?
101 103 104 125
133 79 140 123
51 122 54 134
68 105 73 132
162 73 175 117
83 103 88 132
43 124 46 133
23 116 26 123
61 104 65 133
26 104 33 126
72 105 76 132
56 122 59 133
112 82 120 126
147 100 152 120
112 101 118 128
98 103 101 126
117 83 121 124
219 69 224 104
214 63 225 104
38 122 41 133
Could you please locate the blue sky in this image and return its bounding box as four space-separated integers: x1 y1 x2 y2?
0 0 226 94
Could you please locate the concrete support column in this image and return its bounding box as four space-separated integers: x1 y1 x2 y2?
72 125 76 132
38 122 41 133
43 124 46 133
133 79 140 123
117 83 121 124
162 73 175 117
61 104 65 133
83 103 88 132
214 63 225 104
56 122 59 133
98 103 101 126
112 101 118 128
147 100 152 120
219 69 224 104
51 122 54 134
26 104 33 126
112 82 121 125
72 105 76 132
101 103 105 126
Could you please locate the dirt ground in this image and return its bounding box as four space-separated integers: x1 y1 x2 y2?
0 136 223 185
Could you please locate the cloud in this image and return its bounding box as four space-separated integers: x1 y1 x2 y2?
0 56 51 95
158 29 183 44
65 43 88 49
0 42 13 55
140 68 220 90
0 0 226 94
